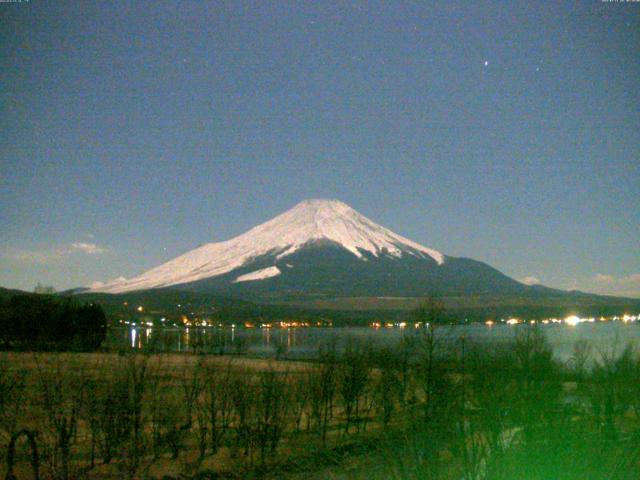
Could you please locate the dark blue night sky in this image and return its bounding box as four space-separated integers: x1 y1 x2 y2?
1 1 638 296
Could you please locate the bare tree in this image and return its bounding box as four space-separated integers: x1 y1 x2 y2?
34 355 88 480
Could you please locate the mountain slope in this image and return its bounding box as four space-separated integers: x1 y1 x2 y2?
172 242 527 299
82 199 640 315
89 199 591 303
91 199 446 294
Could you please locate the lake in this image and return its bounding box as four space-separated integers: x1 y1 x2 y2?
104 320 640 364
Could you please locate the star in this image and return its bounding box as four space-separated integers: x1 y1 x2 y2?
483 60 489 67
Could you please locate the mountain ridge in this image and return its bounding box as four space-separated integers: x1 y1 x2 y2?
85 199 631 312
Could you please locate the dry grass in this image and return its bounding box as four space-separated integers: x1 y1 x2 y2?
3 351 312 373
2 333 640 480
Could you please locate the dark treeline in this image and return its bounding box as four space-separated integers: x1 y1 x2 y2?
0 294 107 351
1 328 639 479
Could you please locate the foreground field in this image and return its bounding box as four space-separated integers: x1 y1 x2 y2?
2 328 640 479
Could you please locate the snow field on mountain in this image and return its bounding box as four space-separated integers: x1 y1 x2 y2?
91 199 444 293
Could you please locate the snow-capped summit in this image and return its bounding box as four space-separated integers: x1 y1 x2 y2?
245 199 444 263
91 199 444 293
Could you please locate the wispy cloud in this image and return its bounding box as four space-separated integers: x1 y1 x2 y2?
2 241 108 264
89 276 126 290
572 273 640 298
520 276 540 285
70 242 106 255
4 248 66 264
593 273 615 283
593 273 640 292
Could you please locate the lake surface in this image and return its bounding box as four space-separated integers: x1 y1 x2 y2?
104 321 640 364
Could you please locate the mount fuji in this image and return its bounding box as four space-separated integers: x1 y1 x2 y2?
90 199 538 300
